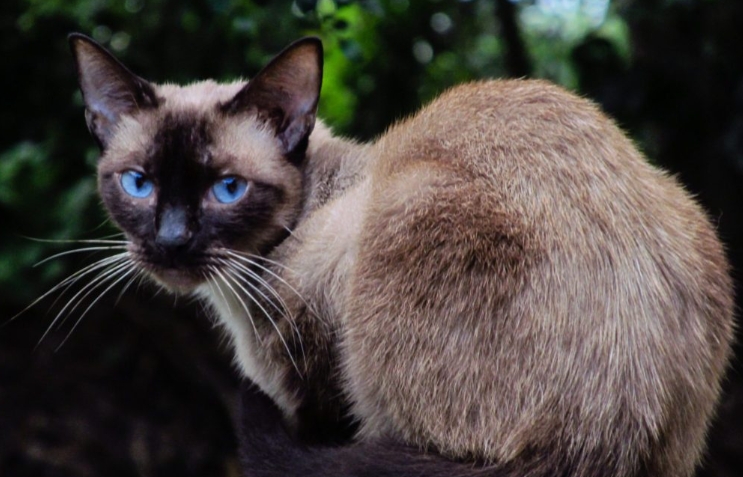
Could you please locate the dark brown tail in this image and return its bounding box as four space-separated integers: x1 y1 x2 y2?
237 382 577 477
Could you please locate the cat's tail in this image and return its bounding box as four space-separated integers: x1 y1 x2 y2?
237 382 580 477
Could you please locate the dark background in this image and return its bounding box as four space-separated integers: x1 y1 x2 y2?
1 0 742 476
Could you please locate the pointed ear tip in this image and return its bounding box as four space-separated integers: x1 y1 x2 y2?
68 32 86 45
295 36 324 56
68 33 81 51
67 33 96 54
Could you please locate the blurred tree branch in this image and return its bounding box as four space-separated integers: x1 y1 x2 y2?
496 0 531 78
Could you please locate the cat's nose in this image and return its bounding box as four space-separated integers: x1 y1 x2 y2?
156 205 193 248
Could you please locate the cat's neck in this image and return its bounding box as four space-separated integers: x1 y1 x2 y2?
299 121 368 221
197 120 367 415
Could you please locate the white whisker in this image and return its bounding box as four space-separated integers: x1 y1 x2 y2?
224 250 316 316
114 267 146 305
220 258 295 327
7 252 130 326
222 267 300 374
23 236 130 245
45 254 131 314
227 249 299 274
34 245 128 267
209 266 263 344
219 258 305 353
37 259 132 346
150 281 167 299
90 231 126 240
221 260 306 367
55 263 137 350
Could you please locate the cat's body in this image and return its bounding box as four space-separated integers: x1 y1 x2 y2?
69 34 734 477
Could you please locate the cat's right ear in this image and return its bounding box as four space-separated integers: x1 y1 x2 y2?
68 33 159 150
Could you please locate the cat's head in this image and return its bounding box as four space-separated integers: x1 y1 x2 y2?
69 34 323 292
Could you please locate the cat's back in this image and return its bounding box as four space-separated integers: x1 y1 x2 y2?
373 78 664 200
340 79 734 476
367 79 720 270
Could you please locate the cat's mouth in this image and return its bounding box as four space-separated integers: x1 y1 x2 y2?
128 244 210 293
149 267 205 292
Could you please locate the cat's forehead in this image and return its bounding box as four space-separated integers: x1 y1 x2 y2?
99 79 287 182
101 80 246 159
156 80 246 111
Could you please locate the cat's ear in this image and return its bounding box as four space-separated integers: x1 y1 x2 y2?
68 33 159 150
222 37 323 156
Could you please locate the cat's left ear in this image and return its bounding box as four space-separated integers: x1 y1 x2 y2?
223 37 323 156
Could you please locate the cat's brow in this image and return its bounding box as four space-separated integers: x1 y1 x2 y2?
200 151 211 166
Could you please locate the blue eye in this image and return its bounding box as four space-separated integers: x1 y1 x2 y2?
212 176 248 204
120 170 154 198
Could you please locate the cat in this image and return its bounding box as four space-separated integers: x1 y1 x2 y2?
68 33 734 477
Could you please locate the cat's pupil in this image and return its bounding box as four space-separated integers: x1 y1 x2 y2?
225 178 237 194
135 174 146 189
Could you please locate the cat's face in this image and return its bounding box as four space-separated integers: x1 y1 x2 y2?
70 34 323 291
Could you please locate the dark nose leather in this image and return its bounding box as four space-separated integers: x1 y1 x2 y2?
156 205 192 248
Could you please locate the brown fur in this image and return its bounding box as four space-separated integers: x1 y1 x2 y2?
266 80 734 475
70 35 735 477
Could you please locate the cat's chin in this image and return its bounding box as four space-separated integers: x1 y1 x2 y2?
150 269 205 293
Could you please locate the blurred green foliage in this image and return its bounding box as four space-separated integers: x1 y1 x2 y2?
0 0 629 306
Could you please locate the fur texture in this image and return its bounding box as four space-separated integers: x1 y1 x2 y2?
69 34 735 477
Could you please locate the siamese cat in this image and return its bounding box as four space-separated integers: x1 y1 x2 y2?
68 33 734 477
